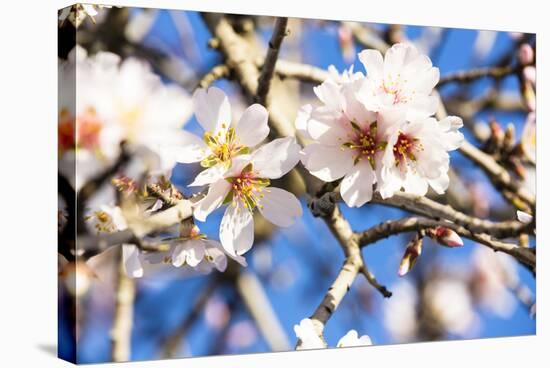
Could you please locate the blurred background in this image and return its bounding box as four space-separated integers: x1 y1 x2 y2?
58 5 536 364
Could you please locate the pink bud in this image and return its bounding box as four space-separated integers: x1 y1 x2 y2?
518 43 534 66
430 226 464 248
338 25 355 63
398 238 422 277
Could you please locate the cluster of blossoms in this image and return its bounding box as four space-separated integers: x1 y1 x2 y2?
168 87 303 257
294 318 372 349
58 46 193 190
297 43 464 207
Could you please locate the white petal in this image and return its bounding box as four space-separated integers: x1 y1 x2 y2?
517 210 533 224
358 49 384 79
313 79 344 112
294 318 325 350
340 161 375 207
258 187 302 227
428 171 450 195
295 104 313 140
235 104 269 147
337 330 372 347
301 144 354 182
220 202 255 256
193 179 231 222
193 87 231 132
172 240 206 267
189 164 226 187
403 172 429 196
251 137 301 179
162 131 208 164
122 244 143 278
203 239 230 271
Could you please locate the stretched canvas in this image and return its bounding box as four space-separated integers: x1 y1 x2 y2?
58 3 537 364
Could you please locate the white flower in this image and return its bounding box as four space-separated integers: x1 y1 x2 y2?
165 87 270 187
86 204 145 278
357 43 440 120
193 137 302 255
294 318 325 350
294 318 372 350
336 330 372 347
171 236 247 273
298 74 394 207
58 46 192 189
377 113 464 198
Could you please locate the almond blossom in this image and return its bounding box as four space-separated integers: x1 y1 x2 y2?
357 43 440 120
298 74 395 207
58 46 192 190
193 137 302 256
294 318 372 350
165 87 270 187
377 113 464 198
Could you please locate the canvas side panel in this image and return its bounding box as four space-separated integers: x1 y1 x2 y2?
58 4 78 364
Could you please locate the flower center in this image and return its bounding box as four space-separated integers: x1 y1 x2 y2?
225 163 270 211
201 125 250 168
393 132 421 166
341 121 387 168
382 74 409 104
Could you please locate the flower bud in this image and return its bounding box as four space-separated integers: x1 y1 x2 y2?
428 226 464 248
398 237 423 277
517 43 534 66
523 66 536 87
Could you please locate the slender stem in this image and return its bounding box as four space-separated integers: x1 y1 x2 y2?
256 17 288 106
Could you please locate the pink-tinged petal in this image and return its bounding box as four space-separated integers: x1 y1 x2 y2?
258 187 302 227
301 143 354 182
251 137 301 179
235 104 269 147
189 164 226 187
220 202 254 256
358 49 384 80
193 87 231 132
340 160 375 207
122 244 143 278
313 80 344 112
193 180 231 222
162 131 208 164
295 104 313 140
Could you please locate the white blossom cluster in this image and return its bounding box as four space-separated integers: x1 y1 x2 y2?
297 43 464 207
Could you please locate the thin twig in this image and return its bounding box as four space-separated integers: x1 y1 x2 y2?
256 17 288 106
345 22 389 53
438 65 518 87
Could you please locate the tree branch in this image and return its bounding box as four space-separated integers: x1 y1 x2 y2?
438 65 518 87
256 17 288 106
